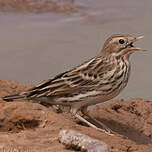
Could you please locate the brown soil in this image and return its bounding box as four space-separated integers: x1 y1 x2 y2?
0 80 152 152
0 0 82 13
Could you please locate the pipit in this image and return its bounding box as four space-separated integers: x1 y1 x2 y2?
2 34 143 136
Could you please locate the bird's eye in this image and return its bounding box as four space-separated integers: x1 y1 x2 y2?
119 39 125 44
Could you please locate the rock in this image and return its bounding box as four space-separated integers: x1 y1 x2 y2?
58 129 110 152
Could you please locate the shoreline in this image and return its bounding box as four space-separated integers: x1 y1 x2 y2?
0 0 83 13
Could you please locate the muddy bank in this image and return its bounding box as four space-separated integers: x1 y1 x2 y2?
0 80 152 152
0 0 82 13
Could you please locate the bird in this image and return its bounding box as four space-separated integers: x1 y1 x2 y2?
2 34 143 136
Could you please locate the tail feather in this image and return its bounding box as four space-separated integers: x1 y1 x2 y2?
2 94 25 102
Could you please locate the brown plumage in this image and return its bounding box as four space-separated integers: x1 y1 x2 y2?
2 34 143 136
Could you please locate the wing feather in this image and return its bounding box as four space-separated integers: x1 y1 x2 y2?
24 56 114 98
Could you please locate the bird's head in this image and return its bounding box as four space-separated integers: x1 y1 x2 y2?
101 34 143 59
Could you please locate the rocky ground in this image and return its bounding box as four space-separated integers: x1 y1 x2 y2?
0 80 152 152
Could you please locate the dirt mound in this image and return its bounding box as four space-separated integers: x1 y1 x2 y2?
0 80 152 152
0 102 47 132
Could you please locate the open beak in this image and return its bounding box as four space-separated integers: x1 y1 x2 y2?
128 36 144 51
135 36 144 41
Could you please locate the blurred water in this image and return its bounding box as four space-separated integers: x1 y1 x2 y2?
0 0 152 100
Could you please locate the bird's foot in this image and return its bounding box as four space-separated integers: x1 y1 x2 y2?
75 113 127 138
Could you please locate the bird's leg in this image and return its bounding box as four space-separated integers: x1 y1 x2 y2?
81 107 116 135
70 107 104 131
52 105 63 113
75 113 113 134
70 107 114 136
81 107 127 138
